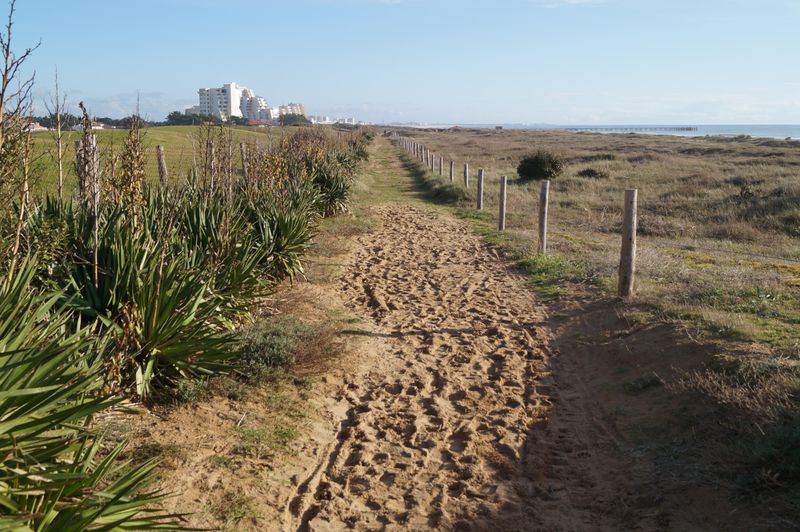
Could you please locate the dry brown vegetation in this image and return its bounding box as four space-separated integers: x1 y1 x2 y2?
403 127 800 350
397 128 800 520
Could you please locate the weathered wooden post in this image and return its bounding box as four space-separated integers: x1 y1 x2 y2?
464 162 469 187
477 169 485 210
156 145 168 187
449 160 455 183
431 153 435 172
439 156 443 176
618 189 638 297
498 176 507 231
538 180 550 254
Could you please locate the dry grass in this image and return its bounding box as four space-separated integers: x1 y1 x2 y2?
397 129 800 505
400 128 800 352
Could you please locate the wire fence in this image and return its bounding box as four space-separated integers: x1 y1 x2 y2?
390 133 800 298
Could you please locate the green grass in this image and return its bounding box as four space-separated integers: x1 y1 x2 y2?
211 490 261 527
234 425 300 459
30 125 293 194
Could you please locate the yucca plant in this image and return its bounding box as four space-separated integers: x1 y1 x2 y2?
175 188 270 305
309 154 354 216
59 200 238 398
121 248 237 398
244 181 318 282
0 258 181 529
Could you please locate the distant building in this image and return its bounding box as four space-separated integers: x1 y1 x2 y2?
278 102 305 116
25 121 48 132
309 115 333 124
185 82 306 123
186 82 246 121
71 121 106 131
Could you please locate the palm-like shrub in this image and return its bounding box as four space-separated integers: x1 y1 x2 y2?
244 181 318 282
0 259 178 529
310 153 355 216
59 199 239 398
0 120 372 529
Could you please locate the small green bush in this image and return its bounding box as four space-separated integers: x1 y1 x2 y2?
236 318 314 379
517 150 565 181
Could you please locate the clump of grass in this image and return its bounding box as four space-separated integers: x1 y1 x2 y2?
623 372 664 394
574 153 616 163
677 354 800 493
236 317 315 380
234 425 300 459
515 253 598 299
576 167 609 179
175 377 211 403
748 421 800 491
211 490 260 526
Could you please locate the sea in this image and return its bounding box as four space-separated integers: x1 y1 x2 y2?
411 124 800 140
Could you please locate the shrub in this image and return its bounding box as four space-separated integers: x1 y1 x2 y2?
517 150 565 181
236 318 314 379
310 153 355 216
0 259 176 529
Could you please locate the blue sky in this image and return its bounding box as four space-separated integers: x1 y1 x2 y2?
15 0 800 124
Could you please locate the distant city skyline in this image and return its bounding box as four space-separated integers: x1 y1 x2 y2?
15 0 800 124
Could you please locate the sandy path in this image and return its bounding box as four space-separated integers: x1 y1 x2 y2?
284 194 623 530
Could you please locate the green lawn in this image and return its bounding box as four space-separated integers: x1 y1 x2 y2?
30 125 293 195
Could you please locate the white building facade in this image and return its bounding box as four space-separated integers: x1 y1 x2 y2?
189 82 246 121
186 82 306 123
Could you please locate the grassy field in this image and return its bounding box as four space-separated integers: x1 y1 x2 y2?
399 128 800 353
30 124 309 194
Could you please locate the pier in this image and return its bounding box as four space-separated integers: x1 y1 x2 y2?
563 126 698 133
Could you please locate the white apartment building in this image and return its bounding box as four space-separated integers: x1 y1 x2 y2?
185 82 306 123
189 82 246 121
240 88 272 122
279 102 305 116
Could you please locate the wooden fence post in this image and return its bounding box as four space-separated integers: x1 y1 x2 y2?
477 169 485 210
439 156 443 176
449 160 454 183
156 145 168 187
498 176 507 230
464 162 469 187
618 189 638 297
538 180 550 254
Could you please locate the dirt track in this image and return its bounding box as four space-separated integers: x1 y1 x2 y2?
286 198 630 531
